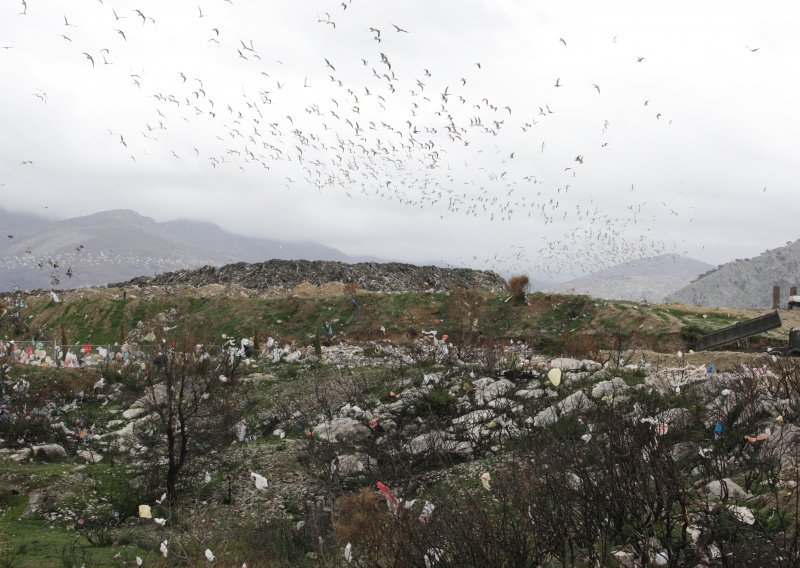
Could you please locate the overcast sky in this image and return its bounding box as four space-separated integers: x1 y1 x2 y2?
1 0 798 280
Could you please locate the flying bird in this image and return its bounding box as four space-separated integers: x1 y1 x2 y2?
82 53 95 67
391 24 409 33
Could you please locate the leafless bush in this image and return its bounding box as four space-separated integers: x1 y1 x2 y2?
506 274 530 302
133 335 252 504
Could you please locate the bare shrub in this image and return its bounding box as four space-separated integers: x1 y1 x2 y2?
506 274 530 302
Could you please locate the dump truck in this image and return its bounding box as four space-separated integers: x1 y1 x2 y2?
767 329 800 357
695 310 783 352
695 310 800 355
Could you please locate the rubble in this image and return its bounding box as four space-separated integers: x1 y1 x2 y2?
111 259 507 294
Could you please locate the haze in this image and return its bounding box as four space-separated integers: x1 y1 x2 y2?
1 0 798 280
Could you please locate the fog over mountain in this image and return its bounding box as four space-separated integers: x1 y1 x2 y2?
667 240 800 308
547 253 712 303
0 208 377 291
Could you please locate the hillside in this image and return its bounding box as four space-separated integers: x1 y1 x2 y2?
547 253 712 303
3 283 800 566
0 208 373 292
667 239 800 308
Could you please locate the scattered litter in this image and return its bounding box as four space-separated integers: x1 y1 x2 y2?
377 481 398 515
344 542 353 564
480 472 491 491
251 472 269 490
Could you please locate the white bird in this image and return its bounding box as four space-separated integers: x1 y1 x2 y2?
136 557 143 567
204 471 212 483
154 517 166 526
160 540 169 558
251 472 268 490
205 549 215 562
156 492 167 504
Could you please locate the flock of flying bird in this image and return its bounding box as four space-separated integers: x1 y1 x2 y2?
0 0 766 284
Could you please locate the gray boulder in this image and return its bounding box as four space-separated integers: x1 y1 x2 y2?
31 444 67 460
313 417 370 443
591 378 629 399
705 478 752 501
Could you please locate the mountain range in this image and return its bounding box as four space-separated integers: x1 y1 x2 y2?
666 240 800 308
0 208 372 291
545 253 713 303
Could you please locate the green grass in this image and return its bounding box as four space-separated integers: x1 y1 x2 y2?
0 463 147 567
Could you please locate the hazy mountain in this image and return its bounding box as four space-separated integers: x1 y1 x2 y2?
667 240 800 308
546 254 713 303
0 208 374 291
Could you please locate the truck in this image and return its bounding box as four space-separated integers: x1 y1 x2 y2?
695 310 783 352
694 310 800 356
767 328 800 357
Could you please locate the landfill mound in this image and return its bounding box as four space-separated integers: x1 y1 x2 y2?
109 259 507 293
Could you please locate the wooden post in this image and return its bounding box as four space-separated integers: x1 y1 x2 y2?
773 285 781 309
791 285 798 296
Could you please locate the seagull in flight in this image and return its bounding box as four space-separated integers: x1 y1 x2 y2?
82 53 95 68
391 24 410 33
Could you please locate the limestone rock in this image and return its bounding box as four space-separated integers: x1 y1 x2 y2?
31 444 67 460
705 478 751 501
590 378 629 399
313 417 370 443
